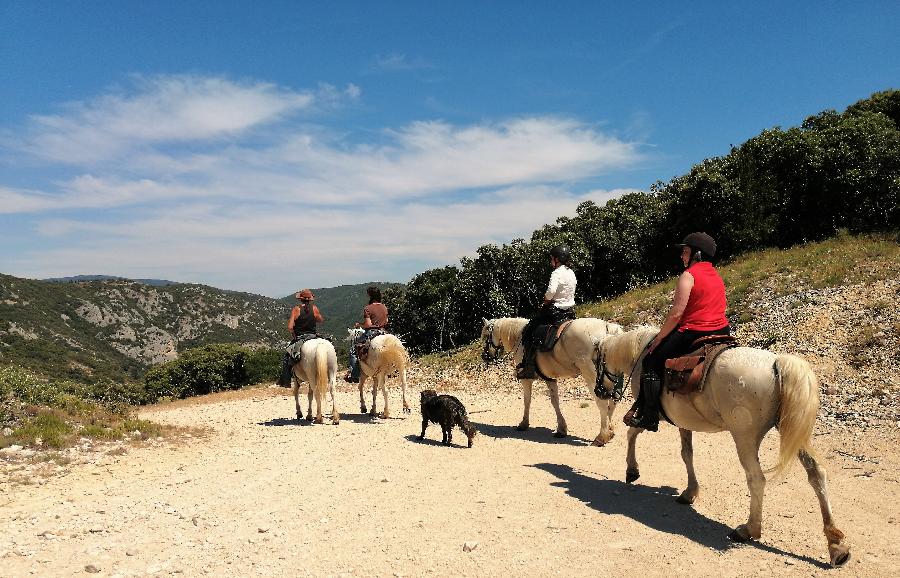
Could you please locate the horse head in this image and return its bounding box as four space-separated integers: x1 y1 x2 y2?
347 327 365 342
481 318 505 363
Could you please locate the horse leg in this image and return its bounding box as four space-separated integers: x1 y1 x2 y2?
380 375 390 419
314 384 325 424
369 375 379 417
592 397 616 446
517 379 534 431
727 433 765 541
676 428 700 504
399 368 410 413
547 379 568 438
292 379 302 421
358 374 367 414
799 449 851 566
329 375 340 425
625 426 643 483
305 377 314 421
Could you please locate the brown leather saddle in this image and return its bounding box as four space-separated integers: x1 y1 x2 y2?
535 319 575 352
664 335 737 394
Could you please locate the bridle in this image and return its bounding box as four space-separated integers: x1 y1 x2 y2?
481 321 505 363
594 343 626 401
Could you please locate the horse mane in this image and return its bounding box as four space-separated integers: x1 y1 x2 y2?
493 317 528 350
605 325 657 371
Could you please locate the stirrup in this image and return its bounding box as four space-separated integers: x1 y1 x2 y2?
515 364 536 380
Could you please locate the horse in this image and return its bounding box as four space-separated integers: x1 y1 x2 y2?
480 317 623 444
348 328 411 418
596 326 850 567
291 338 340 425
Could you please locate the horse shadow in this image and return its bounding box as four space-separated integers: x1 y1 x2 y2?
258 417 312 427
529 462 830 568
472 421 591 446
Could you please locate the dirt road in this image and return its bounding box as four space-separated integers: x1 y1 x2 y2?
2 383 898 577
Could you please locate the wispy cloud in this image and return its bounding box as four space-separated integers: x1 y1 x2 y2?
2 74 645 294
373 52 434 72
17 75 357 165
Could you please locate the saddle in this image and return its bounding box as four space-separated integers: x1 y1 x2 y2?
286 332 332 362
354 328 387 362
533 320 575 352
664 335 737 394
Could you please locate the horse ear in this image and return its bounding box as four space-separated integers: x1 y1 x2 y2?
482 317 489 325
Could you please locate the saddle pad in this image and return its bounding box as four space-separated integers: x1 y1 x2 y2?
665 341 737 394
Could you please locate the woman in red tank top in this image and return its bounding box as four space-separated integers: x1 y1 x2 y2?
625 232 731 431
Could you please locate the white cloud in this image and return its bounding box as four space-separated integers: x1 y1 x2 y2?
19 75 340 164
373 53 433 72
2 73 648 294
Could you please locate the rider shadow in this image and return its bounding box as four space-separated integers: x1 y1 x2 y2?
473 421 591 446
529 462 830 568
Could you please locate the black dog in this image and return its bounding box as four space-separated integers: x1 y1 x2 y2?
419 390 477 448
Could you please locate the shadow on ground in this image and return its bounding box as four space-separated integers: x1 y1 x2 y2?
473 421 591 446
530 462 830 568
403 434 470 449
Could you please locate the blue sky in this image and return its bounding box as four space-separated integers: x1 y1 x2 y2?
1 1 897 296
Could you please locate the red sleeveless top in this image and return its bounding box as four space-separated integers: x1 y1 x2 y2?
679 262 728 332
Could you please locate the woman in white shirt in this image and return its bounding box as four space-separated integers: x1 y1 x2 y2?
516 245 577 379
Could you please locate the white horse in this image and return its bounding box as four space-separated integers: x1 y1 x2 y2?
291 338 340 425
480 317 623 444
597 327 850 566
348 329 411 418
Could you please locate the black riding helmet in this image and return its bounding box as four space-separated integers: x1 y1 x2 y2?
549 244 571 264
674 232 716 258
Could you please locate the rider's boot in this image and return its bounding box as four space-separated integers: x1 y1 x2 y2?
515 346 538 380
276 353 293 387
628 371 661 432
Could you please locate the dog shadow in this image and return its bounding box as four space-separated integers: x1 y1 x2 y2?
529 462 831 567
472 421 591 446
403 433 470 449
258 417 312 427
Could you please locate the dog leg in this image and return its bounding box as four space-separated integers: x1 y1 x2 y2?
419 417 428 440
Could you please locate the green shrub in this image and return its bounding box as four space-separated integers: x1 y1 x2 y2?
144 344 251 402
244 347 282 384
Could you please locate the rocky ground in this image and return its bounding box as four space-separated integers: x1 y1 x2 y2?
1 381 899 577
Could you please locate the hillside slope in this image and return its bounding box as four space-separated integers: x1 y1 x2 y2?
418 233 900 430
0 276 289 382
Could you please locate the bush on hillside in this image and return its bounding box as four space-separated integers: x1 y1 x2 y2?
244 347 282 384
143 344 251 402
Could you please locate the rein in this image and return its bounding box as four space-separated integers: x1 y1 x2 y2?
594 348 626 401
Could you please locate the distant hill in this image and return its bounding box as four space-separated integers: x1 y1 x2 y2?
0 275 404 383
0 274 290 382
279 282 405 339
42 275 179 286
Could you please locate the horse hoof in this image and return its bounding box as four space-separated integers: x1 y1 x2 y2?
305 415 313 422
332 414 340 425
829 543 851 567
554 431 567 438
403 407 411 414
676 492 696 505
727 526 754 543
625 468 640 484
360 406 367 414
516 423 529 431
314 417 324 424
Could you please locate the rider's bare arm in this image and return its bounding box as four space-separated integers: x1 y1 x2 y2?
649 271 694 351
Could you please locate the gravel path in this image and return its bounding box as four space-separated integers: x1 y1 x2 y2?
2 384 898 577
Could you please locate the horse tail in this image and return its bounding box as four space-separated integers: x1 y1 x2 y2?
314 343 329 397
768 354 820 478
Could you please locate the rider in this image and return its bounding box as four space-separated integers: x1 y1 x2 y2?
516 244 577 379
276 289 325 387
626 232 731 431
345 286 389 383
